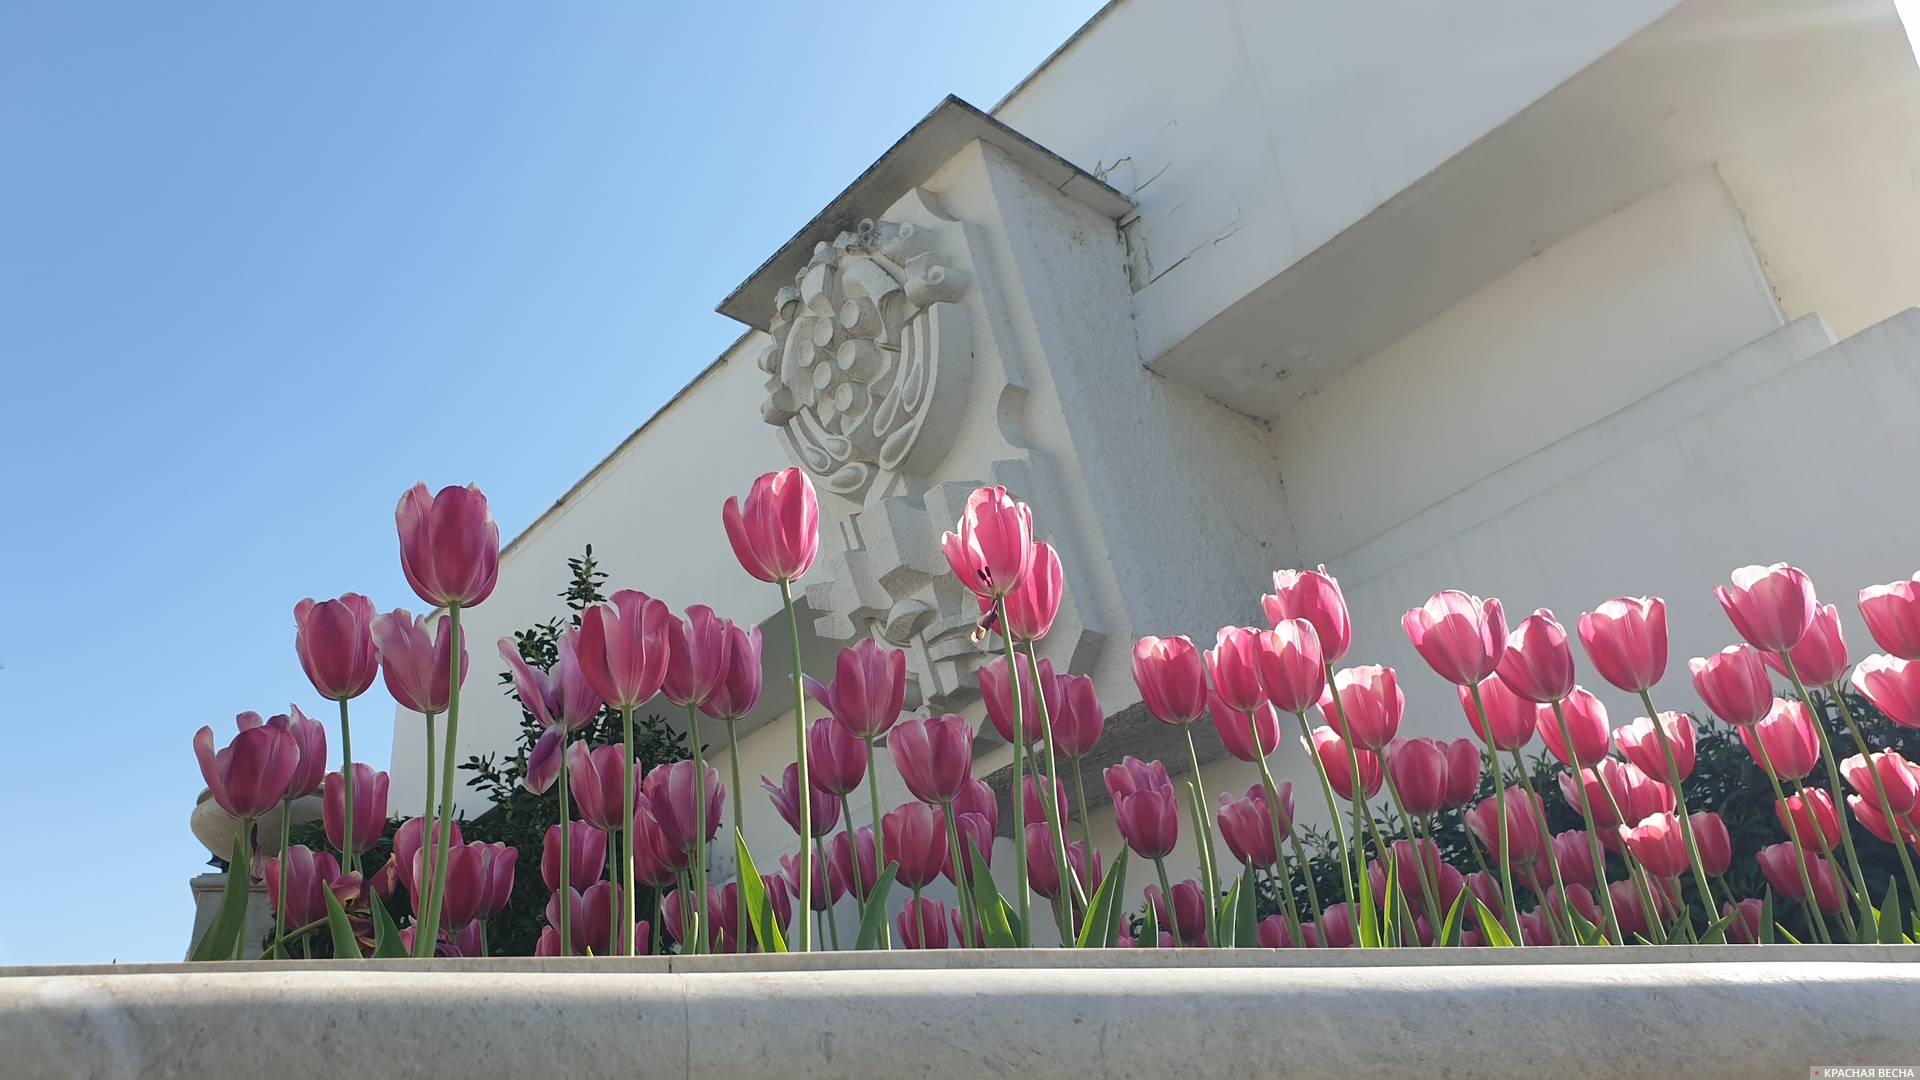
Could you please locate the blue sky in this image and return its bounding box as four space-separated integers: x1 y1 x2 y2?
0 1 1100 965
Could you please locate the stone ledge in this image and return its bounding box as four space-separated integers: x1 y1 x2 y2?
4 948 1916 1078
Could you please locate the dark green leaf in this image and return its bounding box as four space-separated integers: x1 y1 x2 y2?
370 896 407 959
853 863 899 951
966 835 1018 948
734 829 787 954
190 834 253 962
1075 848 1128 949
1437 891 1466 947
323 886 363 960
1232 863 1258 948
1470 896 1514 947
1878 878 1903 946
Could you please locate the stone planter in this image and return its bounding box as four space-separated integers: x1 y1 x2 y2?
3 946 1916 1078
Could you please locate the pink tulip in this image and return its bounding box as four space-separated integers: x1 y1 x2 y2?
1458 676 1534 752
806 717 867 796
565 742 633 832
1368 839 1461 917
1540 884 1601 933
947 810 995 886
1614 710 1696 781
395 483 500 608
1841 750 1920 815
575 590 674 711
1247 620 1326 714
1387 737 1449 816
542 821 607 891
1264 566 1352 663
1620 812 1691 878
1131 636 1209 727
701 623 764 722
1051 674 1104 758
831 825 879 897
1692 810 1732 876
996 541 1063 642
1105 757 1180 859
1578 597 1668 693
941 486 1034 600
723 468 819 584
1536 687 1611 767
897 898 951 949
1257 914 1320 948
889 715 974 805
294 593 380 702
1466 789 1546 864
1776 788 1842 851
1305 725 1383 800
1688 645 1775 728
474 841 517 921
761 763 839 838
1539 830 1598 888
1497 609 1576 704
664 605 733 710
1026 822 1101 901
1716 563 1817 655
1466 871 1505 916
1851 654 1920 729
1860 575 1920 660
1210 694 1282 762
979 654 1060 746
1608 877 1680 941
1320 664 1404 750
1567 760 1674 844
1145 879 1208 947
426 842 490 930
646 760 726 850
1023 774 1067 828
1758 842 1844 913
781 850 848 912
1848 793 1920 845
881 803 949 889
1441 738 1484 809
953 778 1000 835
1205 626 1268 714
804 639 906 739
1315 903 1357 949
322 764 389 855
630 803 687 886
264 845 359 929
262 706 328 800
577 880 630 955
1740 699 1821 780
659 885 726 953
1763 603 1848 688
523 728 565 795
1724 898 1765 944
1217 785 1290 868
376 610 468 717
392 815 462 902
193 718 299 820
1403 590 1508 687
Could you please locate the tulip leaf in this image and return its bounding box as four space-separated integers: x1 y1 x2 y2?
1215 877 1240 948
734 829 787 954
1075 847 1129 949
1878 879 1903 946
1760 889 1776 945
323 884 363 960
1777 924 1805 945
1702 910 1736 945
1233 863 1258 948
1568 906 1609 946
1144 898 1160 946
369 896 407 959
1437 891 1466 947
191 834 254 962
966 835 1019 948
853 862 899 951
1470 896 1514 947
1356 861 1382 949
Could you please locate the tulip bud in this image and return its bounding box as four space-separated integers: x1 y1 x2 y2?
1579 597 1668 693
803 638 906 739
396 483 500 608
722 467 820 585
1715 563 1817 655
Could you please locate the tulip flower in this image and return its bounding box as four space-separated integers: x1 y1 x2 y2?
322 764 389 855
762 763 839 838
1861 575 1920 660
1315 903 1357 949
1466 871 1504 916
945 778 996 833
1257 915 1320 949
1848 793 1920 845
1692 810 1733 876
1536 687 1611 767
194 719 299 821
578 880 631 956
473 841 517 924
1621 812 1691 878
1608 877 1679 942
1688 645 1775 727
806 717 867 797
947 810 995 887
1403 590 1507 686
1841 750 1920 815
264 845 359 930
523 729 564 796
1497 609 1576 704
566 743 632 832
1441 738 1483 809
662 605 731 710
253 707 325 801
1051 674 1104 759
1022 775 1068 829
1851 654 1920 729
542 822 607 892
1245 619 1326 715
1466 789 1546 864
979 654 1059 746
897 898 951 949
700 623 763 723
1026 823 1101 902
1457 676 1534 752
1716 563 1817 655
647 761 726 851
881 803 949 890
1305 726 1382 800
1578 598 1668 693
1615 711 1696 781
1540 830 1598 888
1320 665 1403 750
1724 898 1765 944
1763 603 1848 689
294 594 380 703
1540 884 1601 933
722 468 820 584
630 802 688 886
424 842 490 931
396 483 500 609
1131 636 1209 726
995 541 1063 642
375 610 468 719
1776 788 1842 851
941 486 1034 599
1205 626 1267 714
831 825 879 899
1145 879 1208 947
1387 737 1449 816
889 715 974 805
1106 758 1180 860
1217 787 1288 869
662 884 735 953
1264 566 1352 663
1367 839 1462 918
574 591 673 712
804 639 906 740
1741 699 1822 780
1758 842 1845 913
781 850 848 912
1209 694 1282 763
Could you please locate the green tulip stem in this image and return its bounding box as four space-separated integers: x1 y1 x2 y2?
557 733 571 957
1293 709 1355 908
273 796 291 959
1633 690 1724 941
778 578 814 951
1466 681 1524 941
942 804 976 948
725 719 745 836
1506 750 1576 944
418 602 463 957
1070 757 1095 856
337 697 356 876
993 595 1032 946
1551 702 1624 944
1753 738 1835 943
1255 751 1310 943
1023 640 1088 923
1778 658 1872 913
864 736 892 949
620 702 640 956
1178 727 1221 948
687 703 710 959
1826 680 1920 906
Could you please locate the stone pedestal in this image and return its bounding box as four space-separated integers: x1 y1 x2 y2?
185 873 274 961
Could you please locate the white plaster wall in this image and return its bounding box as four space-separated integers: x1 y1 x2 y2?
1272 169 1784 562
995 0 1680 366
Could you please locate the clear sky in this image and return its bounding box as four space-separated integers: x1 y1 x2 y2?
0 1 1102 965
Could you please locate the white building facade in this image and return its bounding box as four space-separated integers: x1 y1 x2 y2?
389 0 1920 941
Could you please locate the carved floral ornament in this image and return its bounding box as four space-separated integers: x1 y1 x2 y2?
756 198 972 502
